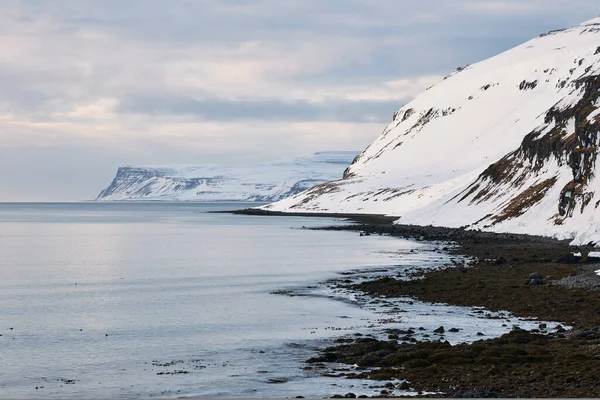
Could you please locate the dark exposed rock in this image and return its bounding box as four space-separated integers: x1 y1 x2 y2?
518 79 539 90
453 389 502 398
556 253 582 263
433 326 445 334
307 352 337 363
267 377 288 384
494 256 507 265
525 278 547 285
528 272 545 280
573 327 600 339
585 254 600 263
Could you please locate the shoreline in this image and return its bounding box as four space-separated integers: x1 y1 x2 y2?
217 208 399 225
230 208 600 397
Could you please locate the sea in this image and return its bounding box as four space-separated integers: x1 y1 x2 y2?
0 202 556 398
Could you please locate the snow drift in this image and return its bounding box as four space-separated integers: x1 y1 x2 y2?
265 17 600 246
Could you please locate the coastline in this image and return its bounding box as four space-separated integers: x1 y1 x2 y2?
231 208 600 397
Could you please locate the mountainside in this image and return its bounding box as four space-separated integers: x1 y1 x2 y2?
265 17 600 246
96 151 356 202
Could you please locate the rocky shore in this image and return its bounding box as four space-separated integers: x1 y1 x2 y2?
307 218 600 398
232 209 600 397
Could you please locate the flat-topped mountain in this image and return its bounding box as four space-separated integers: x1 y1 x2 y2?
265 17 600 246
96 151 356 202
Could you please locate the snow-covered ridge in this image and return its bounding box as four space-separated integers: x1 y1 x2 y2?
265 16 600 246
96 151 357 202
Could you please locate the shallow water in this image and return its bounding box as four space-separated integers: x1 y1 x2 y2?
0 202 428 398
0 202 560 398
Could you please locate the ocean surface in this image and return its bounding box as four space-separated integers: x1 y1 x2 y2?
0 202 555 398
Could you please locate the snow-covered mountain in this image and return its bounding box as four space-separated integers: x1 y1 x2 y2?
265 17 600 246
96 151 356 202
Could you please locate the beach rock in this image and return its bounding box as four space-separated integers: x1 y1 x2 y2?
525 272 547 285
453 389 501 398
449 327 461 333
433 326 445 334
556 253 582 264
585 254 600 263
510 326 527 334
307 352 337 363
344 393 357 398
574 328 600 340
268 377 288 384
495 256 507 265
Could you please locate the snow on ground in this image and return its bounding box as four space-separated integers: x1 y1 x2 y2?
265 17 600 246
96 151 356 202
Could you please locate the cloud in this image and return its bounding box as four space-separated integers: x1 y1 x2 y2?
459 1 543 15
0 0 599 200
118 95 400 123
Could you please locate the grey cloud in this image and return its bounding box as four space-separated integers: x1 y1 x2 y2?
15 1 598 43
119 94 402 123
9 1 597 85
3 0 600 201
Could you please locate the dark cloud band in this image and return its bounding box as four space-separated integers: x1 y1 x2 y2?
118 94 402 123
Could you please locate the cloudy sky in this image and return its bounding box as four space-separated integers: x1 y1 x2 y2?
0 0 598 201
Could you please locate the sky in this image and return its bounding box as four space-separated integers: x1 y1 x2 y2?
0 0 598 201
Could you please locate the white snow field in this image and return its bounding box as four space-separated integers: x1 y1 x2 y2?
265 17 600 246
96 151 356 202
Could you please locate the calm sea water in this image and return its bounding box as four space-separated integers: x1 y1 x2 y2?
0 202 435 398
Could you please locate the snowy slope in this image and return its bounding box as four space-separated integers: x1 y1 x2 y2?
96 152 356 202
265 17 600 246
